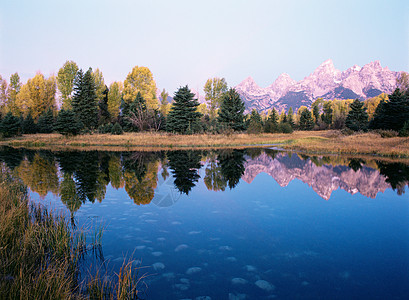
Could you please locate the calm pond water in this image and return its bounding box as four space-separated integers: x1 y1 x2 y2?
1 146 409 299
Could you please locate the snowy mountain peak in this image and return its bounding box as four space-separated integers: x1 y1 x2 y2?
276 73 293 81
313 59 339 76
267 73 296 92
236 76 263 94
234 60 399 113
238 76 256 85
320 58 334 67
351 65 362 72
362 60 383 72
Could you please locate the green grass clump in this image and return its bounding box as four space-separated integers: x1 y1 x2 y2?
0 163 146 299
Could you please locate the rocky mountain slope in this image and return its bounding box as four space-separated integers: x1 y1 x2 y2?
235 59 399 113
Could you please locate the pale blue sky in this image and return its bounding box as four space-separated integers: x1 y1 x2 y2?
0 0 408 93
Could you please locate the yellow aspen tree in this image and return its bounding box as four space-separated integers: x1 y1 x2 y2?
0 75 7 115
107 81 123 121
16 84 33 118
57 60 78 110
92 68 106 102
123 66 158 110
7 73 22 116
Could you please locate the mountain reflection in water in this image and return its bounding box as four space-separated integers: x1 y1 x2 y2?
0 147 408 213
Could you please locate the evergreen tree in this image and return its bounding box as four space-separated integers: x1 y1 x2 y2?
37 108 54 133
264 108 279 133
321 101 333 126
166 86 202 134
98 85 111 126
369 88 409 132
0 112 21 137
121 92 149 132
287 107 295 128
54 109 83 136
247 109 263 134
280 110 287 123
111 122 123 135
72 68 98 130
22 113 37 134
299 108 314 130
400 121 409 137
312 103 320 124
119 98 132 131
217 88 245 131
345 99 369 131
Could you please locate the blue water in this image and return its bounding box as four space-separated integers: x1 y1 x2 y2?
3 148 408 299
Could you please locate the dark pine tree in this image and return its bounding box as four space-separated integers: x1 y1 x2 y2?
72 68 98 130
217 88 245 131
37 108 54 133
312 103 320 125
0 112 21 137
299 108 314 130
247 109 263 134
128 92 148 131
98 85 111 126
345 99 369 131
287 107 295 128
54 109 83 136
166 86 202 134
369 88 409 132
321 101 333 126
119 98 132 132
22 112 37 134
111 122 123 135
264 108 279 133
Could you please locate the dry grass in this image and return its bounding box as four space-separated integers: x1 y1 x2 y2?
283 131 409 158
1 132 289 149
1 130 409 158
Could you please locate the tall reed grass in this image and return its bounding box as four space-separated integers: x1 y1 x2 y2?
0 163 146 299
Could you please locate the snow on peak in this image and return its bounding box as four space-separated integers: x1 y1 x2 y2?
315 59 338 74
234 59 399 113
321 59 334 66
351 65 362 72
362 60 383 71
268 73 296 92
241 76 256 84
236 76 263 95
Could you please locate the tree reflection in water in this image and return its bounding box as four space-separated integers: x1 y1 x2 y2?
122 152 163 205
218 149 246 189
167 150 202 195
0 146 408 215
377 161 409 195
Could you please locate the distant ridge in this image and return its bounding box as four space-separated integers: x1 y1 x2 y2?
235 59 400 112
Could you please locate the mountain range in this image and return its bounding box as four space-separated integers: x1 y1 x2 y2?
235 59 399 113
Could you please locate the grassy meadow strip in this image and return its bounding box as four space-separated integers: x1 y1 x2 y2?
1 131 409 158
0 164 146 299
283 131 409 158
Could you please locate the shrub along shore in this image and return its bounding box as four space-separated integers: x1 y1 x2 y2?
1 130 409 158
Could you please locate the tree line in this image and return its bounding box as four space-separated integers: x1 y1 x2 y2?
0 61 408 137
